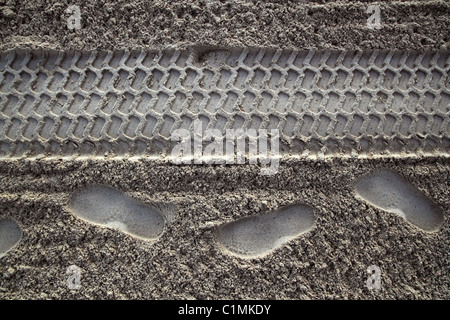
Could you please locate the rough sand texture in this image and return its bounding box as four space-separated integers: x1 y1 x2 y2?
0 1 449 51
0 0 449 300
0 157 448 299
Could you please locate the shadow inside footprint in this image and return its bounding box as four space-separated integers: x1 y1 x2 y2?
0 219 22 258
217 203 315 258
355 169 444 232
68 185 165 240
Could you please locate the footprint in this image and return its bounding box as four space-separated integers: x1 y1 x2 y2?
355 169 444 232
0 219 22 258
68 185 165 240
217 203 315 258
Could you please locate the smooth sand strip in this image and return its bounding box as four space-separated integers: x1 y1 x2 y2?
217 203 315 258
355 169 444 232
68 185 165 240
0 218 22 258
